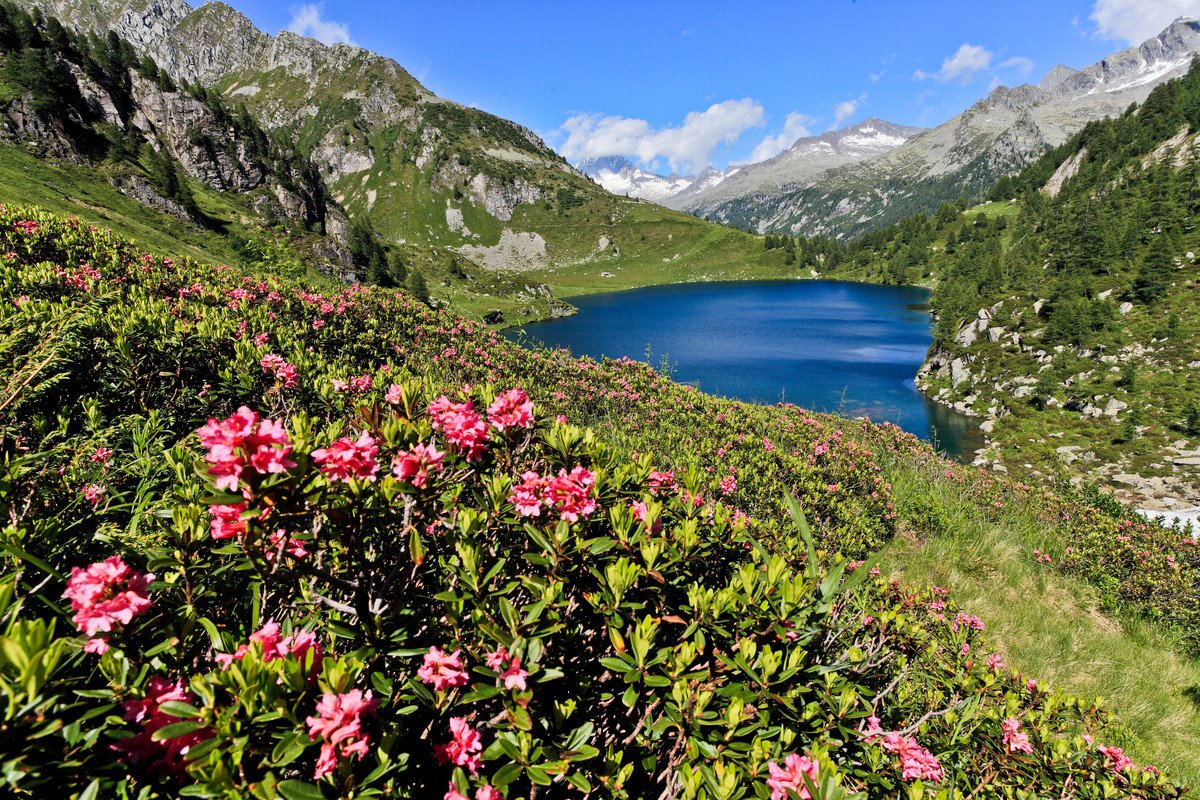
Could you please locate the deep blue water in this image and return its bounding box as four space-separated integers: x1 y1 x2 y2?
504 280 982 461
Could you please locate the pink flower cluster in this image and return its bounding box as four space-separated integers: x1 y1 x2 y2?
486 388 534 432
418 646 470 691
62 556 153 654
306 689 377 779
112 676 209 778
260 353 298 388
215 621 324 678
1002 718 1033 754
429 396 489 461
434 716 484 775
1097 744 1139 774
209 503 247 540
881 731 943 782
719 475 737 495
509 466 596 522
393 442 445 488
485 647 528 690
953 612 986 632
765 753 819 800
196 407 295 493
646 469 676 494
312 431 380 483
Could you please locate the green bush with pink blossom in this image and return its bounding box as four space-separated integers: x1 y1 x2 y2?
0 206 1189 797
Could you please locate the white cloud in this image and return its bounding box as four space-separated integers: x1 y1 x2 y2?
743 112 816 163
999 56 1035 76
557 99 766 174
832 94 867 127
1090 0 1200 43
287 3 354 46
915 43 994 84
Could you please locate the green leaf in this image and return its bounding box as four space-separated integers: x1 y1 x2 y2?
157 700 202 718
277 780 328 800
151 720 206 741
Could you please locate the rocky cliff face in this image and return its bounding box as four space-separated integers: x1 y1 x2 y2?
127 73 265 192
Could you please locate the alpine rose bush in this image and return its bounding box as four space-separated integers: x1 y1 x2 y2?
0 207 1186 798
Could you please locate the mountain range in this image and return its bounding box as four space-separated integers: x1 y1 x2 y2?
583 19 1200 239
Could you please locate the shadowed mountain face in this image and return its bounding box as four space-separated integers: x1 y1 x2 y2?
686 18 1200 238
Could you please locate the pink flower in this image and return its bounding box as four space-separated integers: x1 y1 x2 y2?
195 407 295 492
393 442 445 488
209 503 247 540
487 388 534 431
91 447 113 464
1098 745 1138 774
81 483 107 506
509 471 547 517
385 383 404 405
987 653 1005 672
418 646 469 691
630 501 662 533
501 656 528 691
485 647 510 670
306 689 376 779
953 612 985 631
861 715 884 742
476 787 502 800
216 621 324 678
719 475 736 495
1026 679 1038 692
112 676 209 778
434 717 483 776
445 784 470 800
260 354 298 388
312 431 380 483
881 732 943 782
544 466 596 522
1002 718 1033 754
765 753 819 800
646 469 675 494
63 556 153 652
429 396 489 461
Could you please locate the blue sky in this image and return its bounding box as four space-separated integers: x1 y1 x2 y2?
225 0 1200 174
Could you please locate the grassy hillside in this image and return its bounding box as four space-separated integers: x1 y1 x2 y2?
887 459 1200 783
0 205 1195 797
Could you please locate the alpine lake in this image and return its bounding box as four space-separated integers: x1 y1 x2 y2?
504 280 983 462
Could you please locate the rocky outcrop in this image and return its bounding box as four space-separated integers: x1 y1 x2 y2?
459 229 548 271
111 174 193 220
0 94 80 160
1044 146 1088 197
469 174 542 222
128 74 266 192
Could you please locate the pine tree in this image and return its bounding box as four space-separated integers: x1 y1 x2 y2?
407 270 430 304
